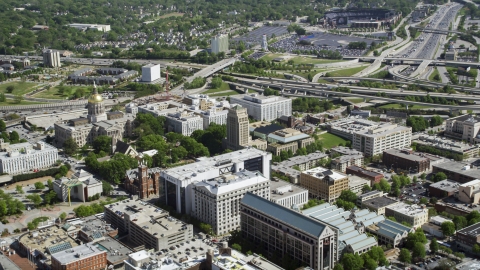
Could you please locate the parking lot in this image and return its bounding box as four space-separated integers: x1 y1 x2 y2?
233 26 289 44
399 182 429 203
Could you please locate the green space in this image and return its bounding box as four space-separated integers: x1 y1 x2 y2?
317 79 330 83
325 65 368 77
0 99 45 106
346 98 367 104
209 90 244 97
262 54 344 65
379 103 432 109
33 85 91 99
317 133 348 149
429 68 441 82
203 82 231 93
0 82 39 96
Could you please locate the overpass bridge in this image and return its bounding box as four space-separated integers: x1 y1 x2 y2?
185 58 236 84
412 26 463 35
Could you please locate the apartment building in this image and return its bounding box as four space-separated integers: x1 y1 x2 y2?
240 193 338 270
349 175 371 195
361 196 399 215
299 167 349 203
352 123 412 157
229 94 292 121
414 135 479 159
385 202 428 228
192 170 270 235
103 199 193 251
51 243 107 270
331 154 364 173
43 49 61 68
269 179 309 208
330 146 363 157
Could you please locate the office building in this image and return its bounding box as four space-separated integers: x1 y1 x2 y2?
211 34 229 53
350 109 371 118
385 202 428 227
166 110 203 136
266 128 315 155
240 193 339 269
456 222 480 252
261 34 268 51
53 169 103 203
0 140 58 174
224 105 250 150
365 218 413 248
54 83 134 148
201 108 228 129
269 179 309 208
230 94 292 121
414 135 480 159
361 196 399 215
303 204 378 255
331 154 364 173
346 165 384 185
271 151 328 183
124 164 161 200
382 149 430 173
51 243 107 270
349 175 371 195
43 49 61 68
445 114 480 143
428 179 459 198
458 179 480 204
356 190 383 207
141 64 161 82
352 123 412 157
330 146 363 157
299 167 349 203
160 148 272 214
327 118 377 140
432 161 480 184
68 23 111 32
104 199 193 251
192 170 270 235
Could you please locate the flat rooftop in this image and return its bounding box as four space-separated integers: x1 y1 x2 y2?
347 165 383 178
95 239 132 265
362 196 398 209
230 93 290 104
348 175 371 187
194 170 269 196
433 161 480 179
429 179 460 193
51 243 105 265
386 202 427 217
356 123 411 139
273 151 327 168
383 149 429 162
457 222 480 237
302 166 347 181
331 146 363 156
415 135 479 152
270 180 307 201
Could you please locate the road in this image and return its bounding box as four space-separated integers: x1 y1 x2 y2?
437 66 450 83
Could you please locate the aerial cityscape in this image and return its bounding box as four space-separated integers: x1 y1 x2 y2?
1 0 480 269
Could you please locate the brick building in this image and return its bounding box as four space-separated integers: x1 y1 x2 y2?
457 223 480 252
124 164 161 199
345 165 384 185
382 149 430 173
428 179 459 199
51 243 107 270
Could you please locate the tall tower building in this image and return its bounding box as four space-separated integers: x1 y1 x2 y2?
43 49 61 68
87 82 107 123
224 105 249 150
261 34 268 51
211 34 229 54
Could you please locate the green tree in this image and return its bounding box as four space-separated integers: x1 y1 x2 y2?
199 223 213 234
0 93 6 102
59 212 67 222
34 182 45 190
26 194 42 208
420 173 426 180
419 197 428 204
433 172 447 182
472 243 480 254
412 242 426 259
9 131 19 143
13 94 23 104
333 264 344 270
453 216 468 230
27 222 36 230
0 120 5 132
441 221 456 236
430 238 439 254
341 253 364 270
231 243 241 251
364 258 377 270
102 180 113 195
63 138 78 156
47 179 53 190
362 185 372 192
93 135 112 154
59 165 68 177
6 85 14 93
44 190 58 205
398 249 411 265
15 185 24 194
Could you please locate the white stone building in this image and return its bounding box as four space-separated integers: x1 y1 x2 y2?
165 110 203 136
385 202 428 228
229 94 292 121
201 108 228 129
43 49 61 68
0 141 58 174
269 179 308 209
192 170 270 235
53 169 103 203
141 64 161 82
352 123 412 157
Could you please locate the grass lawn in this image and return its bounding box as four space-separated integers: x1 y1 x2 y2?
317 79 330 83
0 82 39 95
33 85 91 99
261 53 284 61
324 65 368 77
203 82 231 94
317 133 348 149
379 103 432 109
429 68 441 82
209 90 244 97
0 99 45 106
346 98 367 104
156 12 184 19
262 53 344 65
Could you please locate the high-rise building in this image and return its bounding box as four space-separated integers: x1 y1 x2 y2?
224 105 250 150
43 49 61 68
261 34 268 51
352 123 412 157
141 64 161 82
211 34 229 53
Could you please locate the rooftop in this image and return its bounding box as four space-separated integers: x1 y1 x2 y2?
269 179 308 201
460 179 480 188
348 175 371 188
457 222 480 236
302 166 347 181
51 243 105 265
415 135 479 153
94 238 132 265
358 190 383 199
383 148 430 162
241 193 326 237
330 146 363 156
193 170 269 196
230 94 290 105
386 202 427 216
332 154 364 164
356 123 411 139
362 196 398 209
433 161 480 179
272 151 328 168
347 165 383 178
429 179 460 192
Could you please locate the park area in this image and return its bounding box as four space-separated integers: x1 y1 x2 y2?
317 132 348 149
262 53 345 65
33 85 91 99
0 82 39 95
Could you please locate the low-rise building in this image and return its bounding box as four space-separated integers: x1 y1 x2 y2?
414 135 480 159
385 203 428 228
422 216 453 238
458 179 480 204
361 196 399 215
366 219 413 248
192 170 270 235
51 243 107 270
0 140 58 174
271 151 328 183
269 179 308 208
53 169 102 203
266 128 315 155
349 175 371 195
432 161 480 184
331 154 364 173
230 94 292 121
299 167 349 203
330 146 363 157
382 148 430 173
428 179 459 198
351 109 371 118
456 222 480 252
356 190 383 207
346 165 384 185
166 110 203 136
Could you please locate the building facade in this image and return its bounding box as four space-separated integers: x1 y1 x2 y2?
124 165 161 200
445 114 480 143
192 170 270 235
165 110 203 136
331 154 364 173
230 94 292 121
299 167 349 203
224 105 250 150
382 149 430 173
240 193 338 270
346 165 384 185
385 203 428 228
458 179 480 204
456 223 480 252
0 141 58 174
266 128 315 156
211 34 229 53
270 179 309 208
51 243 107 270
43 49 61 68
352 124 412 157
141 64 161 82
